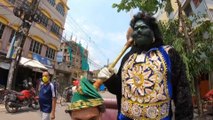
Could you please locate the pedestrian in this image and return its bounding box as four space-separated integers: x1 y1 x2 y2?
39 71 56 120
65 77 105 120
22 77 29 90
52 77 59 98
99 84 106 92
97 12 193 120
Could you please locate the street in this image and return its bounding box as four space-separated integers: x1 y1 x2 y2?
1 91 213 120
0 102 70 120
0 92 116 120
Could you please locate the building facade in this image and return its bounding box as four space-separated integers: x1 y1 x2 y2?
0 0 69 88
55 39 89 86
157 0 213 23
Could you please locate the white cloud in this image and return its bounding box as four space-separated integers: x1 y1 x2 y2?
64 1 130 70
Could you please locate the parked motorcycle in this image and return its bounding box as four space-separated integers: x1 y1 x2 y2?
0 85 7 104
202 89 213 115
4 86 39 113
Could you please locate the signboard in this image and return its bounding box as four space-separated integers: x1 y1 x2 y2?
56 51 63 63
32 53 52 68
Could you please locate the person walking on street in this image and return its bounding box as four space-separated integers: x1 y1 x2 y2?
39 71 56 120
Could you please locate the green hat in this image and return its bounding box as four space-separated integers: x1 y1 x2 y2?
67 77 103 111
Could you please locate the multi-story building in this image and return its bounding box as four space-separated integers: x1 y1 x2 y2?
157 0 213 23
55 39 89 85
0 0 69 87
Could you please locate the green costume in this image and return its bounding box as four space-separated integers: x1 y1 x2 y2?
67 77 104 111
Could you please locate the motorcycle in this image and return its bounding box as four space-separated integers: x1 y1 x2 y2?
0 85 7 104
4 86 39 113
202 89 213 115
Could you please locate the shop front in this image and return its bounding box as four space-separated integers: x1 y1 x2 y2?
0 53 11 89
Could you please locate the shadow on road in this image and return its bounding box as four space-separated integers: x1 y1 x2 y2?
4 107 39 114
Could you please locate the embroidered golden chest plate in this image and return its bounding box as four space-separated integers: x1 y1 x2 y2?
121 50 170 119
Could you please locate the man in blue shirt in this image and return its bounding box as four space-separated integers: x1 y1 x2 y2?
39 71 56 120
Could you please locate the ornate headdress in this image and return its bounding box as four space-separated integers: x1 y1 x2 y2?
66 77 104 111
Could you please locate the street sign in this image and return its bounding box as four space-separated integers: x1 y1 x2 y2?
56 51 63 63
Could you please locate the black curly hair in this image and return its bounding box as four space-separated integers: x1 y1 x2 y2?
130 12 164 48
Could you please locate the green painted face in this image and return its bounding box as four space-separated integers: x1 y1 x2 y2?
132 20 154 49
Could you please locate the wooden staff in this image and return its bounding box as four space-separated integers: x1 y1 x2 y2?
108 44 129 70
93 38 133 89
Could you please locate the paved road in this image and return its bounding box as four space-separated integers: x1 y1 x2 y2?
0 104 70 120
0 91 116 120
3 92 212 120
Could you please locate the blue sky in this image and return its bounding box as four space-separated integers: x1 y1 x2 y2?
64 0 138 70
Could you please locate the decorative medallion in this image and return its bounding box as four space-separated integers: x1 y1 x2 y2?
161 103 168 115
132 104 141 117
122 101 129 112
146 106 158 119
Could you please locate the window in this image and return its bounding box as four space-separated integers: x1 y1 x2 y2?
63 56 66 62
46 47 55 59
47 0 55 6
184 4 193 17
9 29 16 43
29 40 42 54
74 72 77 78
40 13 49 27
72 49 76 55
193 0 203 8
56 3 65 16
0 23 5 39
210 9 213 18
8 0 15 4
51 22 60 36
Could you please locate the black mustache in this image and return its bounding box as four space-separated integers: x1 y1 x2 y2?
132 33 152 38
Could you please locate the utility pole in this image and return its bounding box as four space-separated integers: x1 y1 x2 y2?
6 0 41 90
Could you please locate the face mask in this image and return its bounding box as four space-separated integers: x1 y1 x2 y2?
42 76 49 83
132 20 154 49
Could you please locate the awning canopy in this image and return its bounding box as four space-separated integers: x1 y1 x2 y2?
0 62 10 70
19 57 47 70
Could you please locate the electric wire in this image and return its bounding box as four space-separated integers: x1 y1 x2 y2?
65 16 108 59
39 0 108 63
1 0 103 69
31 20 102 69
60 36 102 69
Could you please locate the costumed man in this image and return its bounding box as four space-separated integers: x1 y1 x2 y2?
97 12 193 120
66 77 105 120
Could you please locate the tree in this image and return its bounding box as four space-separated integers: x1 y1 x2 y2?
112 0 173 15
161 19 213 115
112 0 213 115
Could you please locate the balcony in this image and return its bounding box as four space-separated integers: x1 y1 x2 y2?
54 62 72 73
39 0 66 24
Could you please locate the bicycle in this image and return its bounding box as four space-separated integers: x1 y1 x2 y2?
59 86 72 106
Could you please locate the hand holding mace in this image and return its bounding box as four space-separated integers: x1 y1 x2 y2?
93 38 133 89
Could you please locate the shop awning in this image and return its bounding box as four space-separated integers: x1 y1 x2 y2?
19 57 47 70
0 62 10 70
